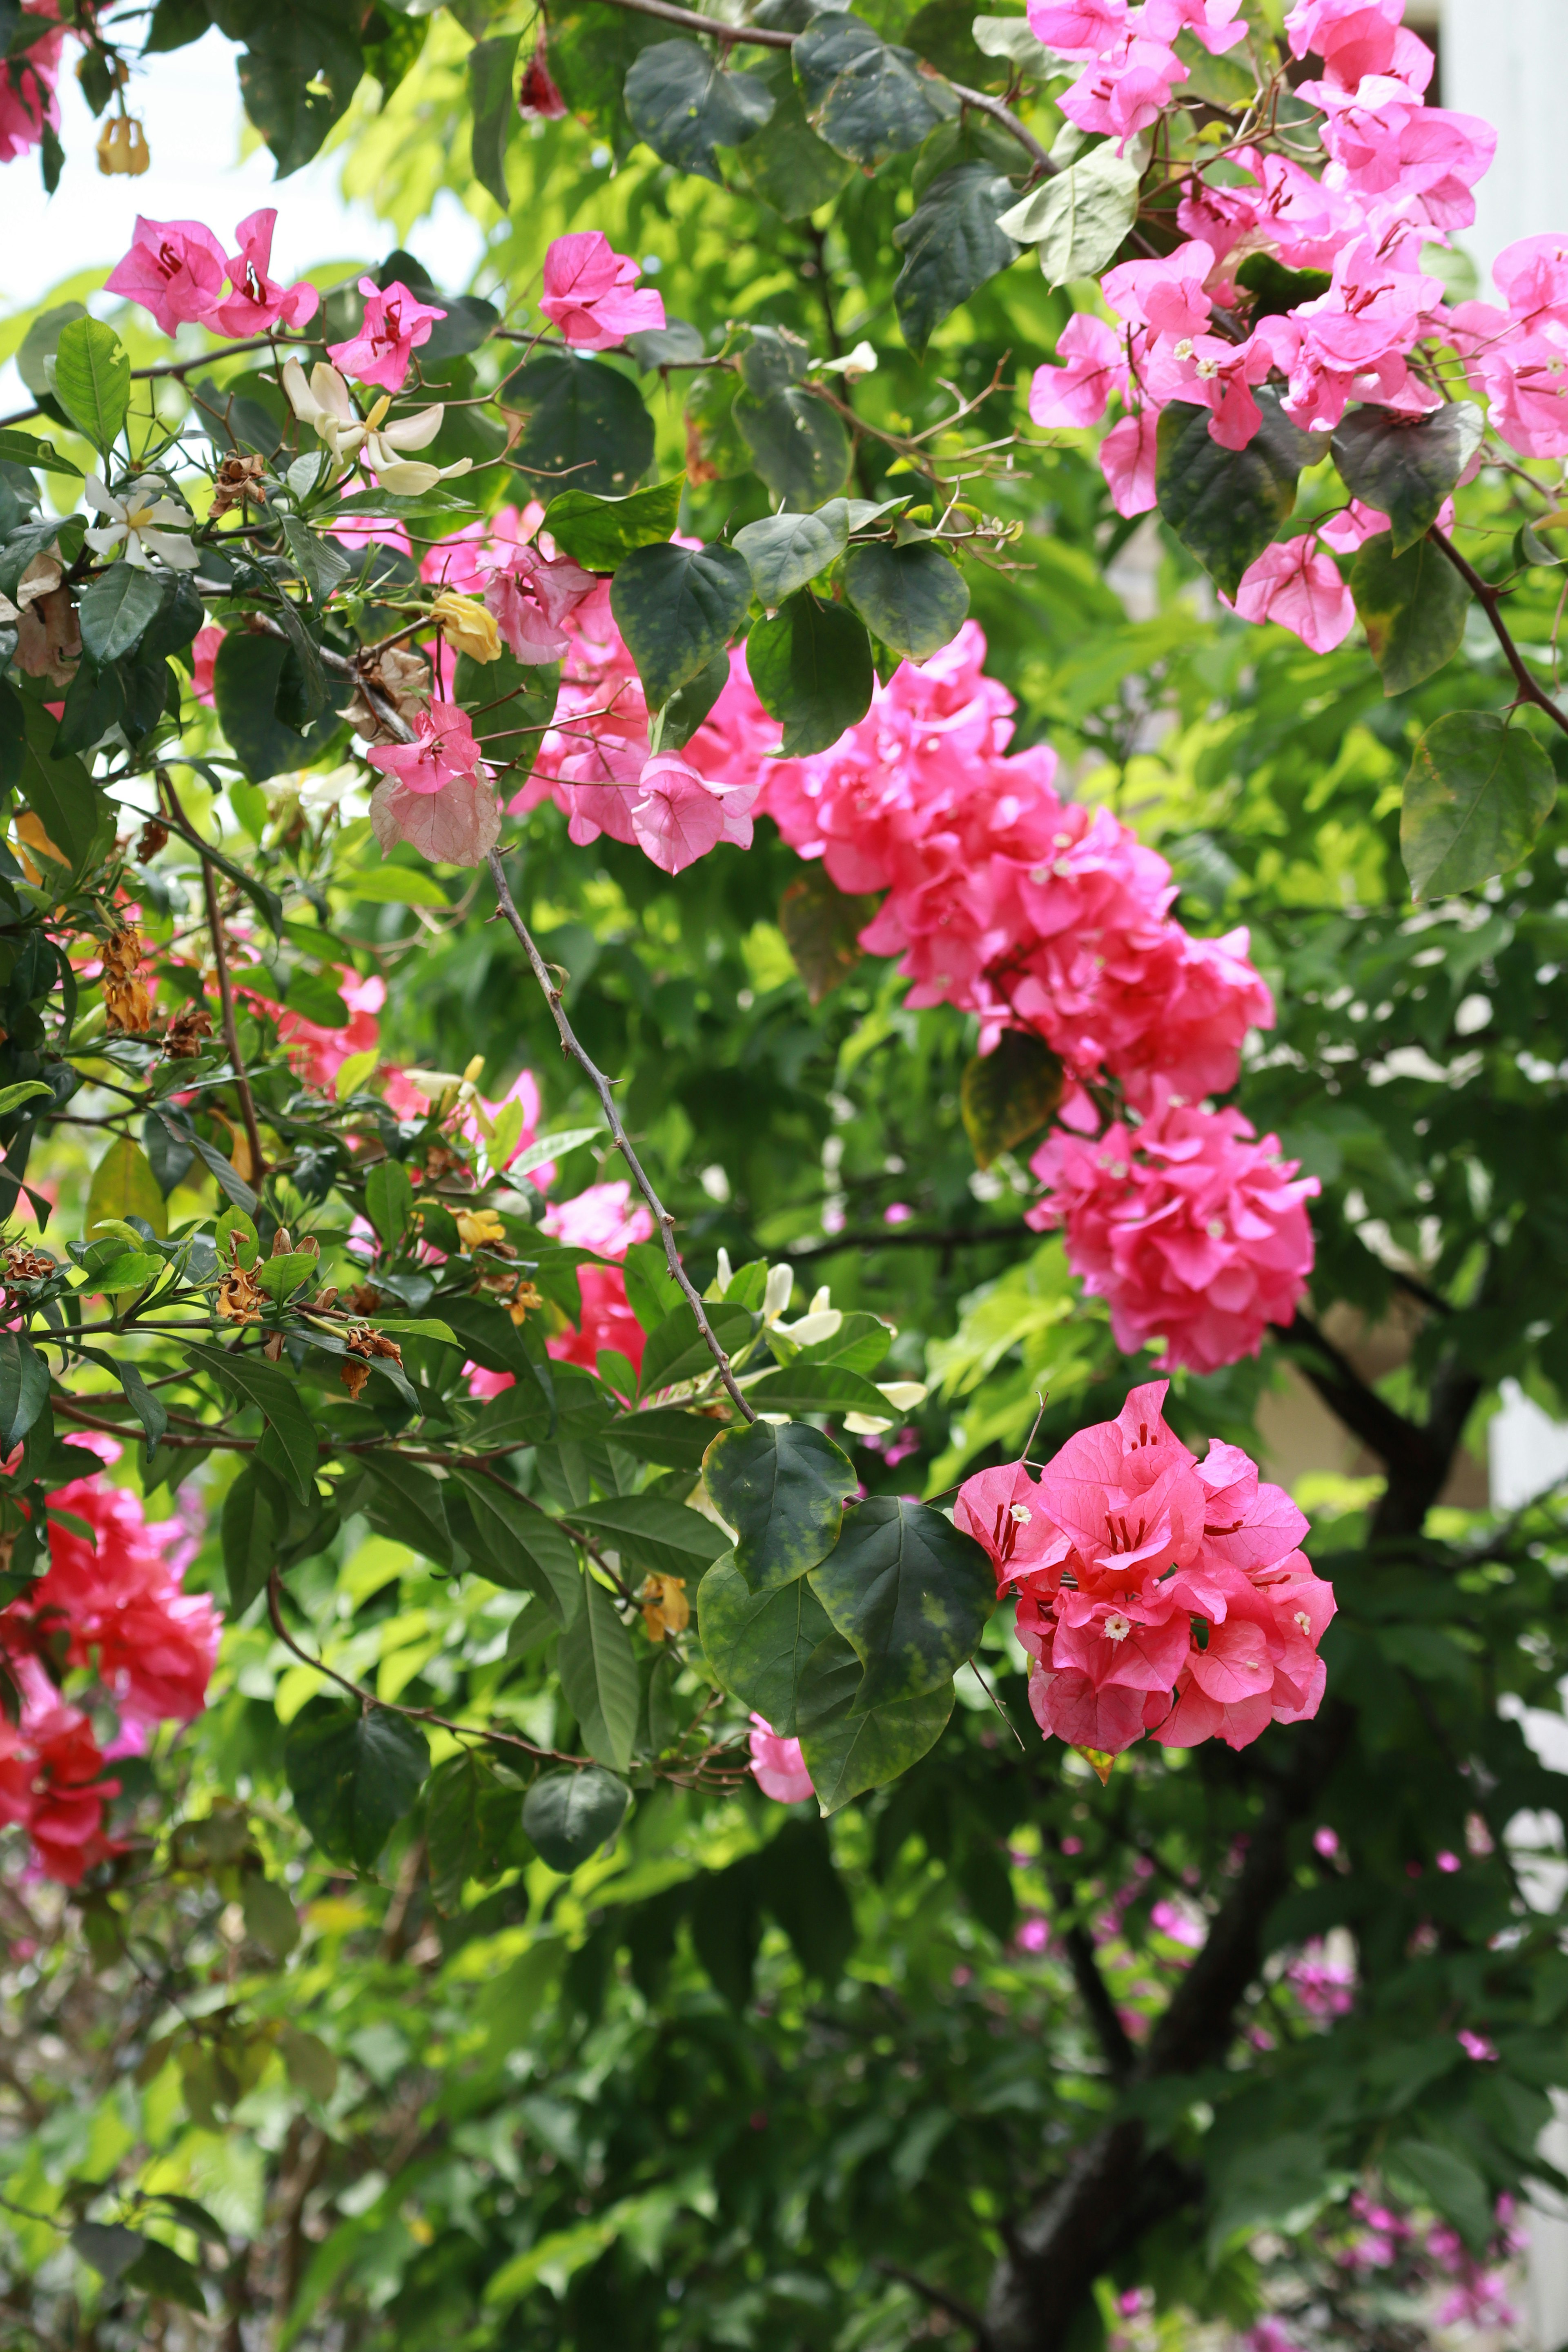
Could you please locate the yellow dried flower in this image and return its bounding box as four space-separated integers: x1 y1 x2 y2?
96 115 150 176
430 590 501 664
639 1574 689 1643
101 926 153 1035
216 1253 261 1324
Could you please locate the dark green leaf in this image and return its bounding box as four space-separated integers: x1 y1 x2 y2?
1155 389 1312 598
364 1156 413 1247
77 563 164 665
1350 531 1469 695
809 1496 994 1707
762 1817 854 1978
1236 250 1332 320
797 1677 954 1814
522 1764 631 1871
1385 2140 1493 2253
508 352 655 499
0 517 69 605
610 541 751 710
546 0 673 160
626 321 707 371
637 1298 756 1395
566 1491 731 1580
692 1856 761 2004
240 1872 301 1958
746 592 873 756
469 32 522 209
843 541 969 663
221 1466 276 1617
793 13 949 167
283 1698 429 1871
733 507 850 606
726 45 855 216
425 1748 526 1911
779 862 877 1001
733 384 853 507
281 513 352 606
0 1333 49 1451
683 367 752 483
212 632 312 786
359 1451 453 1566
1331 401 1484 555
1400 712 1558 902
704 1418 855 1594
960 1030 1065 1167
0 427 81 477
51 317 130 450
893 163 1019 359
184 1344 317 1503
116 1359 168 1462
605 1406 716 1470
700 1555 838 1737
625 39 775 182
543 474 684 570
18 697 98 873
748 1359 892 1414
449 1465 581 1618
71 2223 145 2284
660 650 731 749
903 0 995 85
557 1568 640 1771
231 2 363 177
373 252 500 368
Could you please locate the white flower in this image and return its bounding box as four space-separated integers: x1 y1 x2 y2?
83 474 198 570
776 1307 842 1348
762 1263 794 1323
875 1381 927 1411
1104 1613 1132 1644
281 359 473 495
814 340 878 379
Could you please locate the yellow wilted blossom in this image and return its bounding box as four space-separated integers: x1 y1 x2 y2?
216 1246 261 1324
430 591 501 664
456 1207 506 1251
506 1278 544 1327
639 1575 689 1642
96 115 150 175
101 927 152 1034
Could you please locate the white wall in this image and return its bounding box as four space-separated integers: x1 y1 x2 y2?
1441 0 1568 288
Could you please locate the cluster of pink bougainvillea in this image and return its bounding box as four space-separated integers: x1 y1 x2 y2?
954 1380 1334 1757
1022 0 1568 656
0 0 63 166
0 1457 219 1883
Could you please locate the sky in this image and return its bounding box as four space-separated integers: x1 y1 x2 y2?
0 27 486 408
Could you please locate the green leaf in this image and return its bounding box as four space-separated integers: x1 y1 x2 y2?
726 44 855 218
793 13 950 167
692 1855 762 2004
509 352 655 499
893 163 1020 359
704 1418 855 1593
449 1465 581 1618
71 2223 146 2284
604 1407 715 1470
1235 250 1332 321
1349 531 1469 695
123 2237 208 2313
798 1677 955 1814
625 39 775 182
469 31 522 209
734 506 851 607
234 3 363 177
843 541 969 663
733 384 853 508
683 367 752 484
283 1698 430 1872
521 1764 631 1871
364 1156 413 1247
256 1251 317 1303
1155 388 1312 599
19 696 98 873
762 1817 854 1979
336 865 450 907
996 131 1151 286
281 513 352 607
960 1031 1065 1167
904 0 998 85
241 1871 301 1958
698 1553 837 1733
1400 712 1558 903
610 541 753 710
277 2023 339 2101
779 862 878 1002
51 317 130 451
359 1452 453 1566
745 592 873 757
184 1345 317 1504
0 427 82 477
0 1082 54 1117
1385 2140 1493 2253
627 321 707 371
212 632 312 786
0 1333 49 1452
1331 401 1484 555
557 1568 641 1771
85 1136 167 1239
221 1465 276 1616
809 1496 993 1708
621 1240 684 1334
566 1492 731 1580
546 0 673 160
425 1748 526 1912
637 1298 756 1396
543 474 684 570
116 1360 168 1461
747 1359 893 1415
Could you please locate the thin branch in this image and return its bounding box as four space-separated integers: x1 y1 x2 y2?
873 2258 994 2347
1280 1310 1432 1480
158 769 267 1183
485 851 756 1423
1429 525 1568 741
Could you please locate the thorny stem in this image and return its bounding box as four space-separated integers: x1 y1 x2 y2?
158 770 268 1184
1428 523 1568 740
484 851 757 1423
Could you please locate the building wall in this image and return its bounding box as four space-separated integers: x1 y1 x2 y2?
1441 0 1568 286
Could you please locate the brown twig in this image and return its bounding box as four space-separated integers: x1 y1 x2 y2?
485 851 757 1423
158 769 267 1184
1428 524 1568 741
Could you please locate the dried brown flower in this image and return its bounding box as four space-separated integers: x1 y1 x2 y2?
136 819 169 863
163 1001 214 1060
640 1575 690 1642
345 649 430 744
340 1358 370 1400
210 453 267 518
101 926 153 1035
216 1249 262 1324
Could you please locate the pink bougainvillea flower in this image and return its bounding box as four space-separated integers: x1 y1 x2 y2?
370 772 501 867
365 700 484 796
0 7 65 166
105 214 228 335
1229 535 1356 653
1025 0 1127 58
748 1713 816 1804
629 753 760 875
188 623 224 708
541 1180 655 1375
1029 314 1128 430
328 277 447 394
214 208 319 339
485 542 597 663
539 232 666 351
1099 408 1159 514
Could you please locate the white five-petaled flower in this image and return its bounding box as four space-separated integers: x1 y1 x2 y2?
1009 1502 1033 1526
83 474 199 570
281 358 472 495
1103 1613 1132 1644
